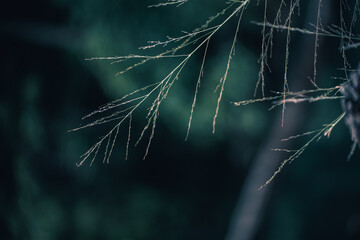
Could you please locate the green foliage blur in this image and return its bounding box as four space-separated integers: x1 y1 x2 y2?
1 0 360 239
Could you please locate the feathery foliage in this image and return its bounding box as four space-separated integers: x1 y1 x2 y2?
71 0 360 187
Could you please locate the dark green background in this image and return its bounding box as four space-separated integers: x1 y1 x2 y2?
1 0 360 239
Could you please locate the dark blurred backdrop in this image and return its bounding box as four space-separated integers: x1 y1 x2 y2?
1 0 360 239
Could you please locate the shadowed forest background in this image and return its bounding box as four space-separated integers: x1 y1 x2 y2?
2 0 360 239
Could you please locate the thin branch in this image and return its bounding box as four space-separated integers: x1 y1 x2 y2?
186 39 209 140
213 1 248 133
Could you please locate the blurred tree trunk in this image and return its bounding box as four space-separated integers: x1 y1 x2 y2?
225 1 333 239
